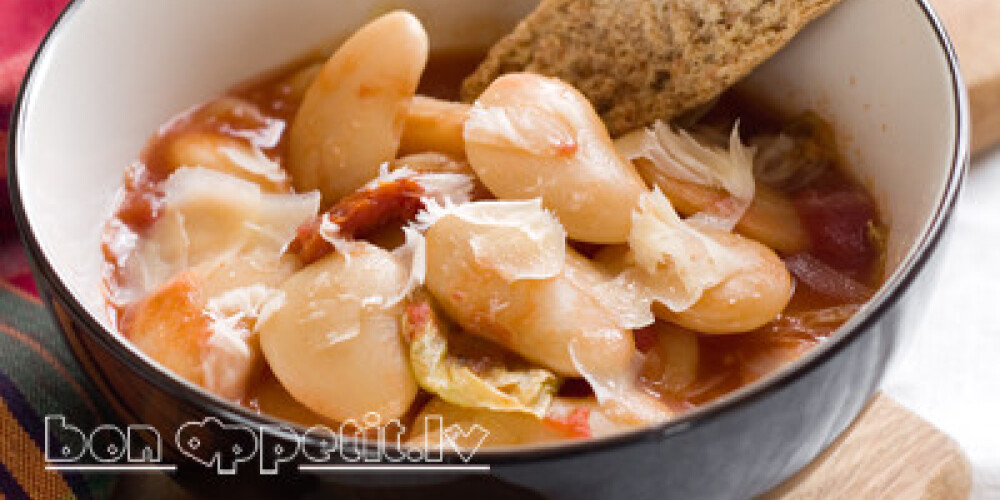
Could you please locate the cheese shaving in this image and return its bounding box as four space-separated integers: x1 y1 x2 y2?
205 284 285 332
464 75 608 166
251 191 321 251
373 163 475 204
412 172 476 204
626 189 745 313
464 77 590 157
317 214 366 265
415 198 567 281
219 144 289 184
568 339 671 426
201 284 284 399
617 121 756 231
385 227 427 308
129 167 319 295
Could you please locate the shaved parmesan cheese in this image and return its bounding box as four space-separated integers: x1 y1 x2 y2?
103 221 144 306
591 270 658 329
627 189 745 313
385 227 426 308
201 284 283 400
372 162 475 204
752 134 799 185
128 167 319 295
464 77 591 157
252 191 321 251
205 284 285 332
160 167 260 265
367 163 415 186
131 210 191 295
317 214 367 264
588 190 755 325
219 144 289 185
568 339 671 426
617 121 756 231
415 198 567 281
200 331 254 401
412 172 475 204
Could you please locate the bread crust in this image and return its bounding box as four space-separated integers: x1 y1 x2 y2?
461 0 841 136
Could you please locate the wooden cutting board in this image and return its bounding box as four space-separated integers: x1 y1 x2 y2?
764 394 971 500
931 0 1000 155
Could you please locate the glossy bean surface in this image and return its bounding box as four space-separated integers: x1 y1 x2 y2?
464 74 647 243
258 245 418 421
424 214 635 376
288 11 429 206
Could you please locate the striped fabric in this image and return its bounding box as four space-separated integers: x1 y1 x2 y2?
0 264 116 500
3 1 117 497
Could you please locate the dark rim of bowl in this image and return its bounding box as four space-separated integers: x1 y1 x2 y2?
7 0 969 464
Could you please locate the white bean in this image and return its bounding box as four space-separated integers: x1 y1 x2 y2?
125 250 296 401
400 96 470 159
659 229 791 333
463 73 647 243
423 214 635 376
287 11 429 206
258 244 418 422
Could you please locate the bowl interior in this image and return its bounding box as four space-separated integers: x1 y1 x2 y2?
12 0 961 413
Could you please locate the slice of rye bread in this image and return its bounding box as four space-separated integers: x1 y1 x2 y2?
461 0 841 137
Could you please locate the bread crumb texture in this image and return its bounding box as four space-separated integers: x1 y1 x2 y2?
462 0 840 136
